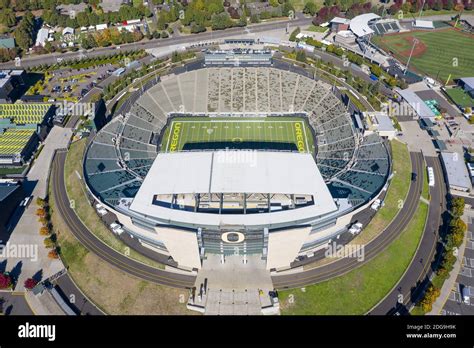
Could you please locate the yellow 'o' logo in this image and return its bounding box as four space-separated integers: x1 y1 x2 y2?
221 232 245 244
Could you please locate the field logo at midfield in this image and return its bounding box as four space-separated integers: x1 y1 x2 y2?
169 122 182 152
294 122 305 153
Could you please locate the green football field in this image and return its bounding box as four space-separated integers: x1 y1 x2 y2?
373 29 474 83
160 117 315 154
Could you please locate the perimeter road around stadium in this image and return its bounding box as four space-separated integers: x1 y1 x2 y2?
369 155 446 314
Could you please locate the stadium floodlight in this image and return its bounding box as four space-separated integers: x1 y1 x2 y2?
404 38 419 75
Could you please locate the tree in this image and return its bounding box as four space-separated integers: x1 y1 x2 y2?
24 278 38 290
420 286 440 312
40 226 50 236
48 249 59 259
270 0 280 7
211 12 233 30
303 1 318 16
450 197 465 218
0 9 16 27
295 49 307 63
370 64 383 77
289 27 300 41
0 273 11 289
43 237 55 249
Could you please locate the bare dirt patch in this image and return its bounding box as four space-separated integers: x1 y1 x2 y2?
400 36 427 58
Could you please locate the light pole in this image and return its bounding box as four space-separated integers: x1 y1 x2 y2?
404 38 418 75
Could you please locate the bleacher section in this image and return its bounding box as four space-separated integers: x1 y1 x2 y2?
0 103 52 125
0 128 37 164
370 20 401 35
85 67 388 208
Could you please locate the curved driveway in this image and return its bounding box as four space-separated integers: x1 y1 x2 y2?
51 150 196 289
272 152 424 289
369 155 445 314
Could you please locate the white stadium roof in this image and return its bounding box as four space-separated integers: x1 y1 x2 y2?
349 13 380 37
134 151 330 195
129 151 338 226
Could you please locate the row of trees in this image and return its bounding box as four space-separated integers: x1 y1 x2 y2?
81 27 144 49
311 0 471 26
36 197 59 260
41 3 152 29
388 0 472 14
0 0 100 12
419 197 466 313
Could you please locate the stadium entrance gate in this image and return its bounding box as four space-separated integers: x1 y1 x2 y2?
200 227 267 257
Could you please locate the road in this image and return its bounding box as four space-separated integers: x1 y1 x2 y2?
51 149 196 289
0 17 312 69
369 155 446 315
54 274 104 315
272 152 424 289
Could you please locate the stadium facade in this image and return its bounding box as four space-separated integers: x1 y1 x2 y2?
83 60 390 271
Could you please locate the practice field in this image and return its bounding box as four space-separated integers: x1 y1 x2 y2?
160 117 315 154
373 29 474 83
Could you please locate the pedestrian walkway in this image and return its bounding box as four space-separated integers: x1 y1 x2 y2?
2 126 72 291
187 254 279 315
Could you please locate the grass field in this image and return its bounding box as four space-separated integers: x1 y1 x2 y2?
280 197 428 315
444 87 474 108
373 29 474 83
161 117 315 154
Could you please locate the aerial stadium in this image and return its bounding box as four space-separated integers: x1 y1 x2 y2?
83 51 390 272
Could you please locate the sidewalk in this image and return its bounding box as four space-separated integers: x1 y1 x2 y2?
25 290 65 315
3 126 72 291
427 210 469 315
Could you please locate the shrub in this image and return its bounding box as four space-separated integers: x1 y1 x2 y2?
24 278 38 290
0 273 11 289
48 250 59 259
43 237 55 249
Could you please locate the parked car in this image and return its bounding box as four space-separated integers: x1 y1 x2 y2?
109 222 124 235
460 284 470 304
371 199 383 211
349 222 363 235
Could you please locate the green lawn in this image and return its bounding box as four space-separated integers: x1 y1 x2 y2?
307 24 328 33
64 139 164 269
160 117 315 154
279 199 429 315
373 29 474 83
0 165 27 176
444 87 474 108
351 139 411 245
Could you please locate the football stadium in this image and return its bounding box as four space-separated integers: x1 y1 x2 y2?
83 59 390 271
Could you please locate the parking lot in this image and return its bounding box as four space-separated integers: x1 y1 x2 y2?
442 226 474 315
44 63 119 101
